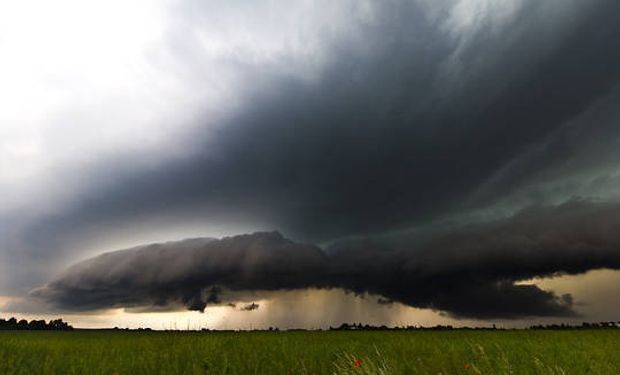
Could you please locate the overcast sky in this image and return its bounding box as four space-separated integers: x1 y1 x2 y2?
1 0 620 328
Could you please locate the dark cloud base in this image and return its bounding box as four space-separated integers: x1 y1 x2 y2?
33 200 620 319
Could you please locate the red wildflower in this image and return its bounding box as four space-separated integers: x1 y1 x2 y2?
464 363 471 370
354 359 362 367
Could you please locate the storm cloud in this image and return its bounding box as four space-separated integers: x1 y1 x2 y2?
42 0 620 241
33 200 620 319
2 0 620 324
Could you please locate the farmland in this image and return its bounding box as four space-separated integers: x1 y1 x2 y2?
1 329 619 374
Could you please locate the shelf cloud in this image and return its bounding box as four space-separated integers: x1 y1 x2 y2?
33 200 620 319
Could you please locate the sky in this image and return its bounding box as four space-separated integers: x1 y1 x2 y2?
1 0 620 329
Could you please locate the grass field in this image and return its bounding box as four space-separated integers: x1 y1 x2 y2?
1 329 619 374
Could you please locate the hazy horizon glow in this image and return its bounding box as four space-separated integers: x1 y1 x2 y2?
4 269 620 329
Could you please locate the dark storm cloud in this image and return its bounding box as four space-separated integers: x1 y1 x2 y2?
14 0 620 265
33 200 620 319
31 232 326 312
332 199 620 318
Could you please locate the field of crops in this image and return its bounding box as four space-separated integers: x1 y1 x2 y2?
1 329 619 374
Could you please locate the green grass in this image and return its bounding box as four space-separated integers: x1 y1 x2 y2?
1 330 619 374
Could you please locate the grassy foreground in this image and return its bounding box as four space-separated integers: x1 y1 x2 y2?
1 329 619 374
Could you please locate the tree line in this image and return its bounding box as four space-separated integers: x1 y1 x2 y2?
328 322 620 331
0 317 73 331
1 317 618 331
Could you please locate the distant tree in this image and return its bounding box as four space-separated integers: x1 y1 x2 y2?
0 317 73 331
28 320 47 330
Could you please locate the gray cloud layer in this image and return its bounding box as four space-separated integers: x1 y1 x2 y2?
10 0 619 258
109 1 615 239
33 200 620 319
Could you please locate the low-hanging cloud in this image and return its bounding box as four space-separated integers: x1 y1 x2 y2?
33 200 620 319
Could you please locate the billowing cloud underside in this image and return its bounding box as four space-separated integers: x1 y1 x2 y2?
33 200 620 319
